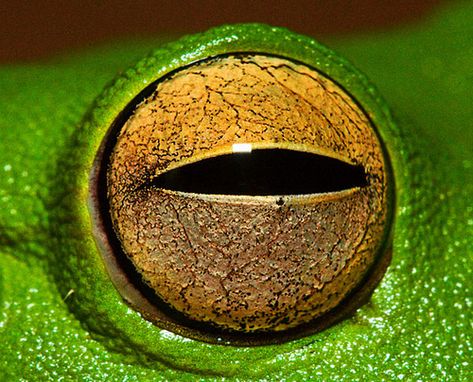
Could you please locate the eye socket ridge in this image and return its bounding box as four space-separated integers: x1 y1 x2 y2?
90 53 393 344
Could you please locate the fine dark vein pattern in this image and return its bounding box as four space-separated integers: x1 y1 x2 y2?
107 55 388 331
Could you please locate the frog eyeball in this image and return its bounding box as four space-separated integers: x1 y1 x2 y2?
91 54 392 344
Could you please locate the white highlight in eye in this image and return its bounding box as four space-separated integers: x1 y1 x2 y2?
232 143 252 153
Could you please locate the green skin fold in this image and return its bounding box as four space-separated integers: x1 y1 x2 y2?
0 2 472 381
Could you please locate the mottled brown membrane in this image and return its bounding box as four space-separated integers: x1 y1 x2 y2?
107 55 388 332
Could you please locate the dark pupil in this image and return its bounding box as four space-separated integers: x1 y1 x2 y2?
152 149 367 195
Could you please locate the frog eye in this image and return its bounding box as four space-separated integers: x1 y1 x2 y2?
90 54 392 344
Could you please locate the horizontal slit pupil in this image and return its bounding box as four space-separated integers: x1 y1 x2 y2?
151 149 367 195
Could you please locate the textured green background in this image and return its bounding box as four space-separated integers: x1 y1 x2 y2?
0 2 471 381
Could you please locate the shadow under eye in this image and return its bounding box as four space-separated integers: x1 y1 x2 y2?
151 149 367 196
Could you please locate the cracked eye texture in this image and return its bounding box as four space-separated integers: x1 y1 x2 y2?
107 54 389 332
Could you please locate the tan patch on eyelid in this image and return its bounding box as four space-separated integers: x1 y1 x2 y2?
107 55 388 332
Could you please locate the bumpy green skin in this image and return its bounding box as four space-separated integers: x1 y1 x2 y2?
1 3 472 381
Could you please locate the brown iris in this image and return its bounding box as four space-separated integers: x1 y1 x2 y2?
91 54 392 344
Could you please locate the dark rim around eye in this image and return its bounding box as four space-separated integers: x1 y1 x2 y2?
89 53 394 346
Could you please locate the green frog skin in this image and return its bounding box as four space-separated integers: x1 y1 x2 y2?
0 3 471 381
